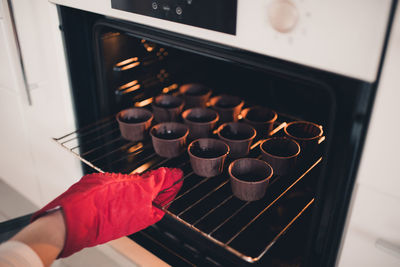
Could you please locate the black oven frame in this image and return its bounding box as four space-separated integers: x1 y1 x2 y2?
57 3 397 265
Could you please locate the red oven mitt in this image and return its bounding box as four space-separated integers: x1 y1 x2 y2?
31 167 183 258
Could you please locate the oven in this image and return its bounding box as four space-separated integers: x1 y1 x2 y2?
43 0 397 266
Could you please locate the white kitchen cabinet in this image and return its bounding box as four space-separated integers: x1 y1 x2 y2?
0 8 41 205
337 184 400 267
0 22 14 91
0 0 82 207
7 0 47 88
354 4 400 199
337 3 400 266
13 1 83 204
0 88 42 205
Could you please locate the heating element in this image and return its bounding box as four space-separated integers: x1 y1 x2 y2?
54 104 323 263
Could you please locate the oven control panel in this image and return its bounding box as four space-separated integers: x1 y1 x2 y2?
51 0 392 82
111 0 237 35
267 0 299 33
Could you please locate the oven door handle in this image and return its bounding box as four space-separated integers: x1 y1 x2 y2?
375 238 400 259
6 0 32 106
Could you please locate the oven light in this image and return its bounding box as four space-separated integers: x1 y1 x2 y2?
127 143 144 153
162 83 179 93
141 39 157 52
120 62 140 71
134 98 153 107
269 122 287 136
116 80 141 95
318 136 326 144
118 80 139 90
114 57 141 71
115 57 138 67
120 84 141 95
145 45 155 52
130 160 157 174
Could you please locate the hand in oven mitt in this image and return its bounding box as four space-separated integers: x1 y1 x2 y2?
31 167 183 258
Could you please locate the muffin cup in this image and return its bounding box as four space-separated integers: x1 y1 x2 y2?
260 137 300 176
241 106 277 137
150 122 189 158
188 138 229 178
229 158 273 201
182 108 219 140
116 108 153 142
179 83 212 108
152 94 184 122
284 121 323 158
210 95 244 123
217 122 256 158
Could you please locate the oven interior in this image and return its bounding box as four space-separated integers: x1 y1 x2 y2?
58 6 377 267
97 30 332 124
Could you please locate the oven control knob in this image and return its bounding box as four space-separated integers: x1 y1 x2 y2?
267 0 299 33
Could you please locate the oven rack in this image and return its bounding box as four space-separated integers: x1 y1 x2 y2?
54 115 322 263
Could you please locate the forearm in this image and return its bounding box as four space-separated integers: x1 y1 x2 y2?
10 210 66 267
